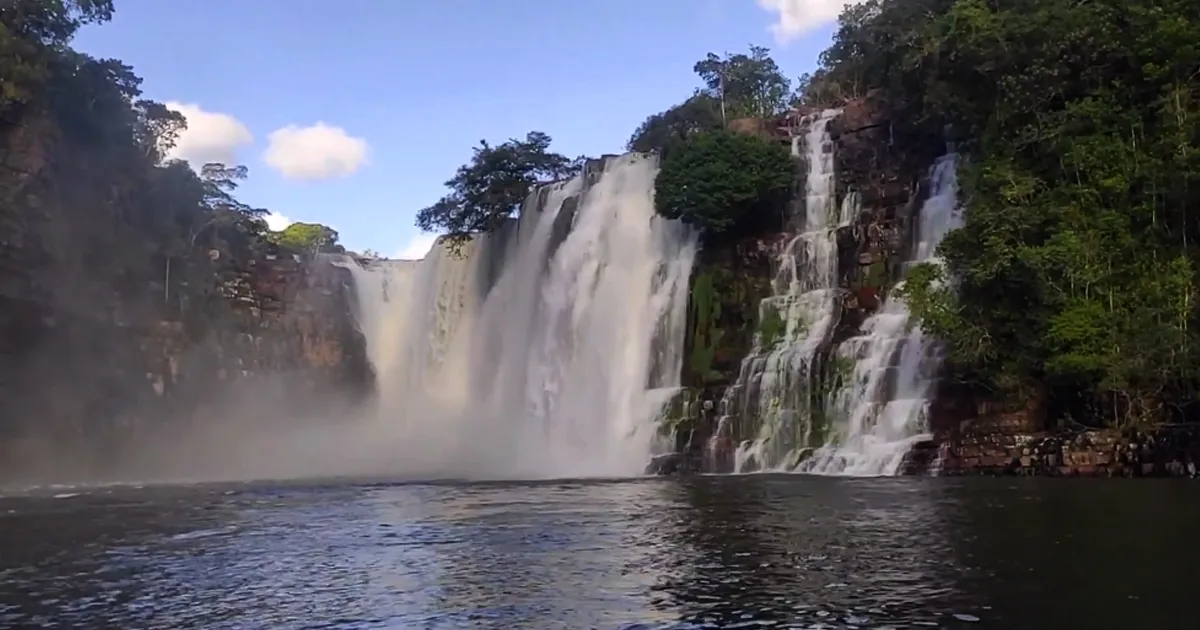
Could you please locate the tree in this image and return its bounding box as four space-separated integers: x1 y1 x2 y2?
627 93 723 157
199 162 262 214
0 0 114 44
653 129 795 236
271 222 343 255
133 98 186 162
1 0 286 316
789 70 845 109
415 131 574 243
693 45 792 120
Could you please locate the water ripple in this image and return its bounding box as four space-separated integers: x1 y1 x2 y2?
0 476 1196 628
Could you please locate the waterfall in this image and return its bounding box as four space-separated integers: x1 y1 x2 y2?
342 153 697 480
800 153 962 476
339 259 418 390
720 109 859 472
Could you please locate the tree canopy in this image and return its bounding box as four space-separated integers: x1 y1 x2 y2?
693 45 792 120
627 45 795 157
626 94 724 157
654 129 794 236
1 0 275 317
271 222 344 255
415 131 577 245
807 0 1200 426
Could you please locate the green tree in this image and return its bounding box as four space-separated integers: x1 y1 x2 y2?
415 131 574 243
1 0 286 315
693 45 792 119
653 129 794 236
0 0 113 44
627 93 723 157
271 222 343 255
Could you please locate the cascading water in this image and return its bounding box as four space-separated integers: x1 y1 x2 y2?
343 153 697 479
720 109 860 472
800 153 962 476
339 259 417 390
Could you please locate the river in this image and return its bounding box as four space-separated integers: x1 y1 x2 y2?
0 476 1194 629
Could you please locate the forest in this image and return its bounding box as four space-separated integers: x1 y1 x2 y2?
842 0 1200 428
419 0 1200 429
0 0 342 325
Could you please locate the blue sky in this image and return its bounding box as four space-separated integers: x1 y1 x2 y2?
73 0 850 259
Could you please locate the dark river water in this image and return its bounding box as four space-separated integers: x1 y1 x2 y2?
0 476 1195 629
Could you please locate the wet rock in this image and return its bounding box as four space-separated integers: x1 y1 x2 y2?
645 452 701 476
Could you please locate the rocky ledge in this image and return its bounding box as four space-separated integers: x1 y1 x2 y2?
901 398 1200 477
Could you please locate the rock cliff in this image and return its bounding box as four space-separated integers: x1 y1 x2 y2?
0 221 372 480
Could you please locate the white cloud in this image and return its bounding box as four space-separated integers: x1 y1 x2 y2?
393 232 439 260
164 102 254 165
756 0 866 43
263 211 292 231
263 123 370 181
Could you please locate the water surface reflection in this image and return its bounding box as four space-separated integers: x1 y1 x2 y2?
0 476 1195 628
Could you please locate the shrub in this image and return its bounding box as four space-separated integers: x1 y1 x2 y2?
653 129 794 236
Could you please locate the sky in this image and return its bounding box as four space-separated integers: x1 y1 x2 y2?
73 0 858 260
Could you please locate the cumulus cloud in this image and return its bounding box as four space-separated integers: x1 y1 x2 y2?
393 232 439 260
164 102 254 165
756 0 866 43
263 123 370 181
263 211 293 231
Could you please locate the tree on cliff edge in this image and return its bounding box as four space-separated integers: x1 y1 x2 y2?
415 131 575 245
626 47 791 157
693 46 792 120
626 94 723 158
272 222 344 255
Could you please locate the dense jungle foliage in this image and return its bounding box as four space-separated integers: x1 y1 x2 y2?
809 0 1200 426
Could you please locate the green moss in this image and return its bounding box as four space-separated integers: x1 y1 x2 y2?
758 301 785 348
850 258 890 291
688 270 725 383
657 388 701 434
804 354 857 448
864 259 889 288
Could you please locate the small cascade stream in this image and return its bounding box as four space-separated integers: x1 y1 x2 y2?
800 153 962 475
718 109 860 472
